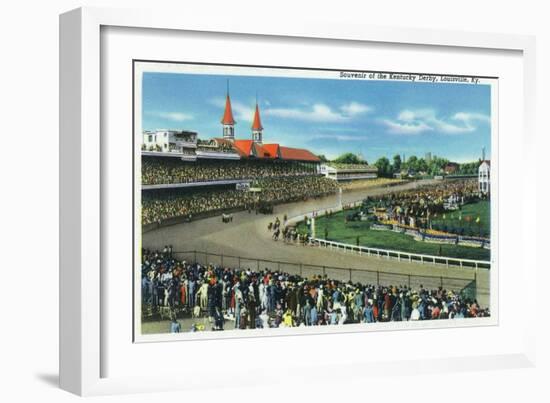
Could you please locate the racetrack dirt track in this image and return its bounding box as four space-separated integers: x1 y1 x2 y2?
142 180 490 307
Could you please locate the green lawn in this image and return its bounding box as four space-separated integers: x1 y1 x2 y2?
430 200 490 237
297 202 491 261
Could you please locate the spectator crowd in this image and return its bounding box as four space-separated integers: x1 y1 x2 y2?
339 177 406 191
363 179 484 228
142 158 318 185
142 176 339 225
141 248 489 333
327 162 376 170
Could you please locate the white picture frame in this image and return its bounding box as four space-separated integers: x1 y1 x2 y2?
60 6 537 396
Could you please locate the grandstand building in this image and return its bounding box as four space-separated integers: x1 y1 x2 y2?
320 162 378 181
141 90 320 170
141 89 327 196
140 90 343 229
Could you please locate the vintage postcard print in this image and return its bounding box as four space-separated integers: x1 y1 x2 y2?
133 61 496 340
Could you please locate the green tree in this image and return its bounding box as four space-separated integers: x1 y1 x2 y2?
375 157 391 177
333 152 367 164
416 158 428 173
392 154 402 173
407 155 418 172
428 155 449 176
457 160 480 175
317 154 328 162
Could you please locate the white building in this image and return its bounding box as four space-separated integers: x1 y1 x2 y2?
142 130 197 153
320 163 378 181
478 160 490 194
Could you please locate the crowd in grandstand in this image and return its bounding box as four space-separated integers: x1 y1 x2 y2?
339 177 406 191
332 173 377 180
142 158 318 185
142 188 254 225
142 176 339 225
364 179 483 227
257 176 338 205
327 163 375 170
141 248 489 332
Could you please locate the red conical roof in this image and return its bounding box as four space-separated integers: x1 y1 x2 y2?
251 103 263 131
221 94 235 125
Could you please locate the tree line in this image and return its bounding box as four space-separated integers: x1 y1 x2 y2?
318 153 482 178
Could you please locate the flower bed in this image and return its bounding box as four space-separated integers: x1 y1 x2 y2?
368 222 489 249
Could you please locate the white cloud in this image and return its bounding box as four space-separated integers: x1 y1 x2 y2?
266 101 371 123
383 109 489 135
152 111 193 122
233 103 255 122
452 112 491 125
312 133 367 142
382 119 433 135
339 102 372 116
265 104 345 122
210 98 372 124
439 111 489 133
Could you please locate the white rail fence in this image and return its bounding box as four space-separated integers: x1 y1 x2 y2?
311 238 491 270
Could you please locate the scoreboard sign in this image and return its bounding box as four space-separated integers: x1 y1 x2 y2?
236 182 251 191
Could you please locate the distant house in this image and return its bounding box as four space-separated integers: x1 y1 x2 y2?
142 130 197 153
478 160 490 194
444 162 459 175
393 169 415 179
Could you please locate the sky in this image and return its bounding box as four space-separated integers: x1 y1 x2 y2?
142 70 492 163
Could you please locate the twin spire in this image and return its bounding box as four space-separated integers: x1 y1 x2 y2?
221 94 236 126
252 103 263 131
221 85 263 143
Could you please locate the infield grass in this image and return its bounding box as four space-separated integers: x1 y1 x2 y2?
296 201 491 261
